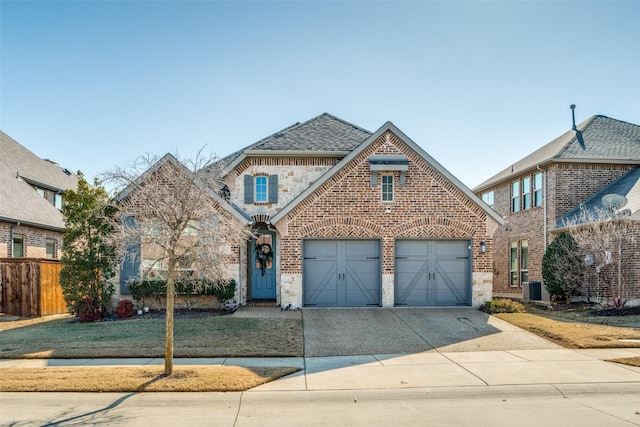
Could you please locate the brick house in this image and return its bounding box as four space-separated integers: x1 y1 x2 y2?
119 113 503 308
0 131 79 259
472 115 640 300
554 167 640 304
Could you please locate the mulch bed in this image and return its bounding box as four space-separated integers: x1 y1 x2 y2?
529 301 640 316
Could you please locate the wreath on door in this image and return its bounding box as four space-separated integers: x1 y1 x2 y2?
256 243 273 276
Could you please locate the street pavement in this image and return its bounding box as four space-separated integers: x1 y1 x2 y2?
1 307 640 426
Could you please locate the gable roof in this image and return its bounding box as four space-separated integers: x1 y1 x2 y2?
555 166 640 228
216 113 372 175
0 131 79 231
474 115 640 192
117 153 252 225
270 121 504 226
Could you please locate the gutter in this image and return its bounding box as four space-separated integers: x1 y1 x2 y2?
0 216 65 233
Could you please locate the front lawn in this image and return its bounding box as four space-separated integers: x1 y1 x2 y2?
494 312 640 349
0 315 303 359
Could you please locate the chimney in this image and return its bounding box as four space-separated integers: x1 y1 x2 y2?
570 104 577 130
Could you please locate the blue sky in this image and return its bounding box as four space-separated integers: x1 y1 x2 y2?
1 1 639 190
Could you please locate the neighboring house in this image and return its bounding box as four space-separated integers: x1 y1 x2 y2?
118 113 503 308
554 167 640 304
0 131 79 259
473 115 640 299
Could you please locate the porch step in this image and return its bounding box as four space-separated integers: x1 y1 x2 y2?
245 300 279 307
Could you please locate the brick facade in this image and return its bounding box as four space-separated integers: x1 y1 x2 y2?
0 222 63 259
275 131 496 307
480 163 633 296
121 116 501 309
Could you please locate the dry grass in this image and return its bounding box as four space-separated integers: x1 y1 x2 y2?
0 315 303 359
0 366 300 392
608 357 640 367
494 312 640 349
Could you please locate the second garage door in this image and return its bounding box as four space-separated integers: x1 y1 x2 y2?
303 239 381 307
395 239 471 306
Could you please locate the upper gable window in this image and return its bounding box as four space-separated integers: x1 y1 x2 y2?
244 174 278 204
381 174 394 202
255 176 268 203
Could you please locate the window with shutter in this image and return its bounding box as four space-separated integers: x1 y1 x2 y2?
244 175 254 204
119 216 140 295
268 174 278 203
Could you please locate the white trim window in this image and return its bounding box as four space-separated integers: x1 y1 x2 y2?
481 191 495 209
511 181 520 213
533 172 543 207
255 175 268 203
522 176 531 210
381 174 394 202
46 238 56 258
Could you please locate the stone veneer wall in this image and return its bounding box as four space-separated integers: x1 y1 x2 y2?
229 158 340 219
275 131 496 308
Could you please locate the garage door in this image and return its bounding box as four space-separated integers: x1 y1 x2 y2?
303 239 381 307
395 240 471 306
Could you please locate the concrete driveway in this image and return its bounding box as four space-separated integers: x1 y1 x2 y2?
302 307 561 357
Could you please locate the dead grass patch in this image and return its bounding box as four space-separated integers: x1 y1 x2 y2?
608 357 640 367
495 313 640 349
0 366 300 392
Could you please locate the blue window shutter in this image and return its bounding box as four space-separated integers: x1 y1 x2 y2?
119 216 140 295
244 175 254 204
268 174 278 203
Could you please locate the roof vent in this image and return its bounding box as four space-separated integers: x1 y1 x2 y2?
570 104 577 130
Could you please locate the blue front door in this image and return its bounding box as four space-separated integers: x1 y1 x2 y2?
251 231 277 299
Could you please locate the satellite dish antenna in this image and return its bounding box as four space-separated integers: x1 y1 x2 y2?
601 193 627 212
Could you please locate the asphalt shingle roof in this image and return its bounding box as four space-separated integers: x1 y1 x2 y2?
0 131 79 230
218 113 372 167
474 115 640 192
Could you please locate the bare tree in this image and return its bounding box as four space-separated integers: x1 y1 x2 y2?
103 151 253 375
561 205 637 308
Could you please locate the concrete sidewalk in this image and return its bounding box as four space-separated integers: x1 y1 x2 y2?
2 348 640 392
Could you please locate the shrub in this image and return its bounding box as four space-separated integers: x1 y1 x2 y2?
483 298 525 314
77 297 103 322
116 299 135 319
542 232 585 300
128 278 236 305
212 279 237 301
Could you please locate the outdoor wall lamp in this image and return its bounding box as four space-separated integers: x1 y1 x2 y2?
480 241 486 253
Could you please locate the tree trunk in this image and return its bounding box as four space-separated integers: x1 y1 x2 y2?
164 263 175 376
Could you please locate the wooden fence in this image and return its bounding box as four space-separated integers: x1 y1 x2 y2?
0 258 67 317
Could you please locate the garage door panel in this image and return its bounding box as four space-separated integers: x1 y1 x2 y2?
395 259 429 303
396 240 470 306
305 262 338 306
304 240 381 307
